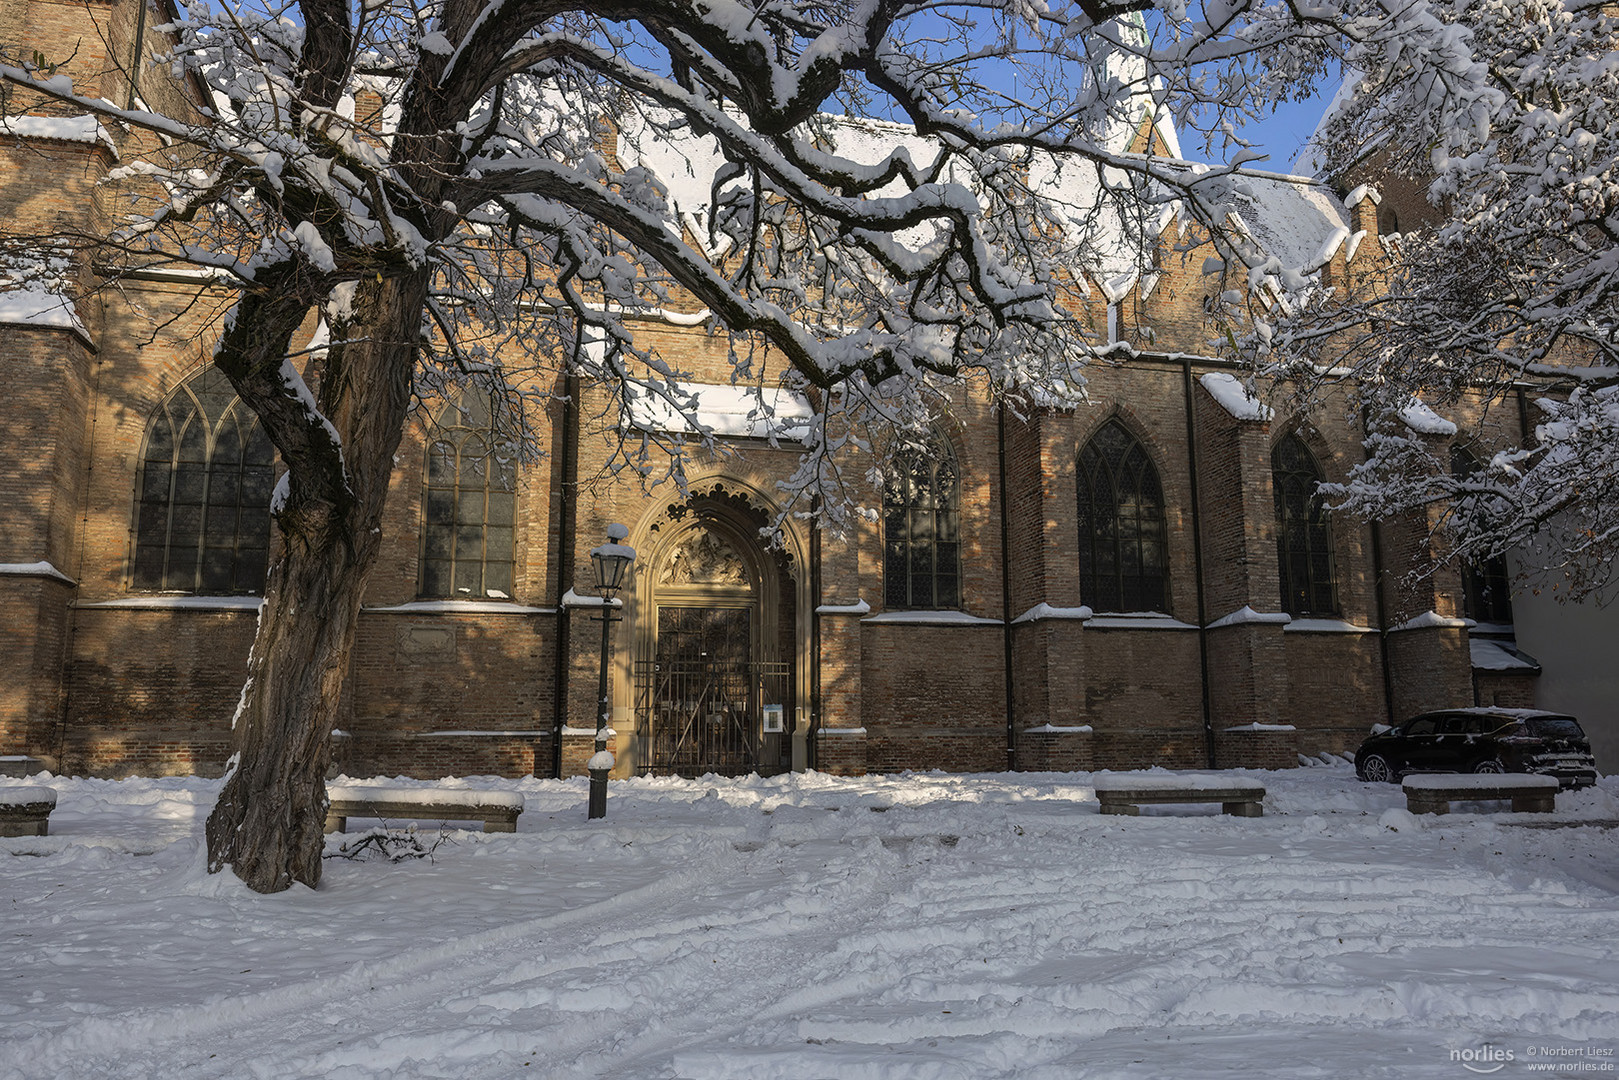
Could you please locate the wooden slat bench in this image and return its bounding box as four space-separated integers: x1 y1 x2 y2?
0 785 58 837
1402 774 1559 815
324 786 524 834
1093 775 1266 817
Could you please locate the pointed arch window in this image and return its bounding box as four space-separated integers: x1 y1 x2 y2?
132 368 274 593
1273 434 1339 616
1449 446 1513 624
883 438 960 610
1078 420 1168 612
421 392 516 599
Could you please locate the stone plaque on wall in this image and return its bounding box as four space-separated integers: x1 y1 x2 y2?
396 625 456 661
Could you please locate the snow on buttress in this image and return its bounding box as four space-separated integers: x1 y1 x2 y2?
4 768 1618 1077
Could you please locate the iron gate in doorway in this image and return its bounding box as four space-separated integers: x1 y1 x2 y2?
633 658 792 775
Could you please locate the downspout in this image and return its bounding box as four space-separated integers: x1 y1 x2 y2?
809 495 822 772
549 367 581 779
1361 403 1396 727
997 400 1017 771
125 0 149 110
1181 359 1216 768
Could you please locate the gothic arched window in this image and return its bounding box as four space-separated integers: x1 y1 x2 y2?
421 392 516 598
1450 446 1513 624
1078 420 1168 612
1272 434 1339 616
883 438 961 610
132 368 274 594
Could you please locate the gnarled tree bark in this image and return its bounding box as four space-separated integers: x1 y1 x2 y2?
204 269 425 892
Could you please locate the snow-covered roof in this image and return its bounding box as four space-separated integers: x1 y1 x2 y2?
0 113 118 157
1199 372 1274 421
628 382 813 442
1469 640 1540 673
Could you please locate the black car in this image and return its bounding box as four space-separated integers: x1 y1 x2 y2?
1354 708 1599 788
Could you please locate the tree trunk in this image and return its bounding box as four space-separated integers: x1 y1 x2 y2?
205 270 426 893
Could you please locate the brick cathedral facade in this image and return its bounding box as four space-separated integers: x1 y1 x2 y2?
2 0 1546 781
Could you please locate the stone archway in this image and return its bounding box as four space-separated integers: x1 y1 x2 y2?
629 484 798 776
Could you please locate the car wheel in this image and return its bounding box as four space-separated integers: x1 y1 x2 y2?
1360 755 1395 783
1473 759 1506 774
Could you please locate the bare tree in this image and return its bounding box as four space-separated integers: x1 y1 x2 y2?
1 0 1476 891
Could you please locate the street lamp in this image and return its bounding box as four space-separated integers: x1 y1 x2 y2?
587 523 635 820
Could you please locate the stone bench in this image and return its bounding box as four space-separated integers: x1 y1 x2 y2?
0 785 58 837
1093 775 1266 818
1402 774 1559 815
324 786 524 834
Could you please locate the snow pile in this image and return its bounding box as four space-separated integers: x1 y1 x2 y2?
3 767 1618 1079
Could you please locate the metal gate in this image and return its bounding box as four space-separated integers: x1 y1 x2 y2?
634 658 792 776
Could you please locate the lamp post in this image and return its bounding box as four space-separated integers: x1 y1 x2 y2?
587 523 635 820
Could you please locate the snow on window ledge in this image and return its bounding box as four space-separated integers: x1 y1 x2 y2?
1222 723 1297 732
1023 724 1093 734
1085 613 1197 630
816 599 870 615
560 588 623 609
0 561 76 585
1207 606 1291 629
75 595 262 610
1012 602 1093 624
367 599 557 615
861 610 1001 625
817 727 867 736
1389 610 1470 632
1283 618 1376 634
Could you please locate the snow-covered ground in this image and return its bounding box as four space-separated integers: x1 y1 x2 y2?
5 763 1619 1079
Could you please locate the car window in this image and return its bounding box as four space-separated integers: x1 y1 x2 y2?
1404 717 1439 736
1438 717 1469 735
1526 717 1585 739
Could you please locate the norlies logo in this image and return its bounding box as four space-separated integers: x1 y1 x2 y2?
1452 1045 1516 1074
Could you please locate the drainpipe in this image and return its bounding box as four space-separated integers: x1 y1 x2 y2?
997 399 1017 771
549 367 581 779
1361 403 1397 727
809 495 822 772
1181 358 1216 768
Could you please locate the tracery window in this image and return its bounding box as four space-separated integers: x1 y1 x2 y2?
1449 446 1513 624
1078 420 1168 612
420 392 516 598
883 438 961 610
132 368 274 594
1272 434 1339 617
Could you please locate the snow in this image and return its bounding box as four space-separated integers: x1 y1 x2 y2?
628 383 813 441
1092 772 1264 791
1284 619 1377 634
560 588 624 609
586 750 615 772
1023 725 1093 734
1086 614 1197 630
0 785 55 806
1402 774 1559 791
1012 602 1093 624
1397 398 1458 437
76 595 263 610
1391 610 1471 631
327 784 524 810
4 767 1619 1078
0 113 117 156
0 286 88 335
1343 183 1381 208
861 610 1001 625
816 600 871 615
364 600 555 614
1471 640 1539 672
1223 723 1298 732
0 561 75 584
1207 605 1292 628
1199 372 1275 421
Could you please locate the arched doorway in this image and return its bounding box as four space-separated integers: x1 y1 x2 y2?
632 487 796 776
